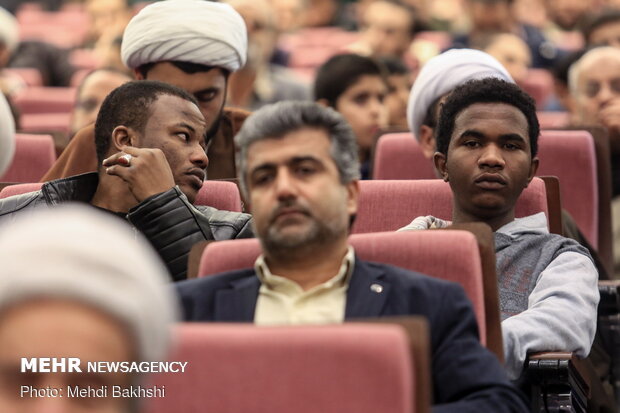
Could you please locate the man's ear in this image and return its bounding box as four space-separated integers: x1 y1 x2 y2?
133 68 145 80
346 180 360 216
316 98 330 108
525 157 540 187
433 151 449 182
111 126 136 151
418 125 436 160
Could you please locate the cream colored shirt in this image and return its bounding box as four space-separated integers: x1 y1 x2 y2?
253 247 355 325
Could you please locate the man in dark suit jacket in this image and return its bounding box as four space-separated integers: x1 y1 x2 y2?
176 101 528 413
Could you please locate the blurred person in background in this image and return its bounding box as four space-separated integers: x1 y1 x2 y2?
348 0 419 62
0 92 14 177
582 8 620 48
226 0 310 111
69 67 131 139
379 56 412 129
314 53 389 179
0 6 74 89
474 32 532 84
453 0 558 69
0 205 178 413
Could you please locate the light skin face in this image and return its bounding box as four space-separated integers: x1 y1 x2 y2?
70 70 131 136
483 34 532 84
361 1 414 57
467 1 512 32
385 73 412 129
101 94 208 205
244 128 359 268
0 300 133 413
544 0 590 30
136 62 227 135
574 55 620 126
434 103 539 231
334 75 388 156
588 22 620 48
86 0 131 40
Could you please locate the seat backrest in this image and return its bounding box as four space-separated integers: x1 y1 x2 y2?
372 133 435 180
351 177 548 234
12 87 76 115
0 182 43 198
536 130 598 248
197 230 489 348
0 134 56 183
193 180 242 212
144 323 417 413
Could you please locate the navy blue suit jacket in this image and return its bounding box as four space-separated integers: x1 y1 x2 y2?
176 259 528 413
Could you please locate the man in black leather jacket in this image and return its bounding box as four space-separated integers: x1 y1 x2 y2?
0 81 253 281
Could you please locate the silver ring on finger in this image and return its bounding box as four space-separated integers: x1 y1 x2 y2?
120 154 132 166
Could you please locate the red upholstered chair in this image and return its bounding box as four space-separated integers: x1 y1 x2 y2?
196 230 496 355
193 180 242 212
145 323 419 413
0 182 43 198
0 134 56 183
12 87 76 115
537 111 570 129
351 177 549 234
519 69 554 109
19 113 72 134
536 130 598 248
372 133 435 180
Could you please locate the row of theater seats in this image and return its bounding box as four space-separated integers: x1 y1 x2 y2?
3 127 603 261
3 171 619 411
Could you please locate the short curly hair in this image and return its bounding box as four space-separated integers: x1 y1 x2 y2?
94 80 199 164
435 77 539 157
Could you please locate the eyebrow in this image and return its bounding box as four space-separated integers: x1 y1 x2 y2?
250 156 323 173
174 122 197 133
459 129 527 142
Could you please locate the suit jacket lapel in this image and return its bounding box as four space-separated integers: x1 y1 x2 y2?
214 275 260 322
345 259 391 318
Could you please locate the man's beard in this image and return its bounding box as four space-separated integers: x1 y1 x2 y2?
204 104 225 146
261 201 347 257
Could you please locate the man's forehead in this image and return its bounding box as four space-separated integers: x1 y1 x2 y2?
453 102 528 131
150 95 206 127
246 128 333 165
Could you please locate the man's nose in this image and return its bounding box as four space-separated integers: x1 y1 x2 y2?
478 144 505 169
274 169 297 200
190 144 209 169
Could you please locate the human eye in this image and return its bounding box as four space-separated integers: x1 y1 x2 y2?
294 162 317 177
176 131 190 141
353 93 369 105
195 90 217 103
251 170 274 187
462 140 480 148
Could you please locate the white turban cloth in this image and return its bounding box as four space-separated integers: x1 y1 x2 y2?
0 205 179 363
407 49 514 139
0 93 15 177
121 0 248 72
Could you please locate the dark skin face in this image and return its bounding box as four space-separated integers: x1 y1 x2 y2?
434 103 539 231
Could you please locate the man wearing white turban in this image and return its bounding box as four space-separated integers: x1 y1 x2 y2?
42 0 249 182
407 48 513 160
0 205 178 413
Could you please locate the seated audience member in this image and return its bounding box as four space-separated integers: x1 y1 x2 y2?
407 48 513 160
176 101 529 413
69 68 131 139
400 77 599 379
225 0 310 111
0 6 75 89
474 33 532 84
380 56 412 130
581 8 620 48
568 46 620 277
452 0 557 69
41 0 249 182
568 46 620 195
0 81 252 281
348 0 418 60
544 0 592 32
314 53 389 179
0 92 14 177
0 205 177 413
